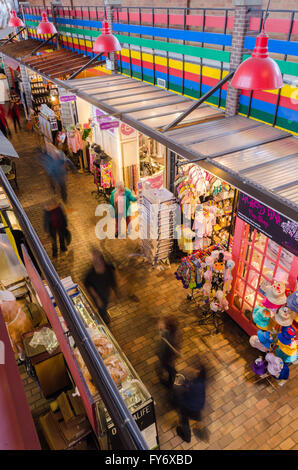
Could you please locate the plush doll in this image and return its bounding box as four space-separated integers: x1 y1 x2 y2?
215 290 229 311
224 259 235 294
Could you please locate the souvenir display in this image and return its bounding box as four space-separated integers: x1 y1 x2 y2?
174 163 235 250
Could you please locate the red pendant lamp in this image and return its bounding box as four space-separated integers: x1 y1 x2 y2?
93 20 121 54
230 0 283 91
37 11 57 35
8 10 24 28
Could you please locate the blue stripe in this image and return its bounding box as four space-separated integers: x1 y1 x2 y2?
54 16 232 46
240 94 298 122
25 14 53 22
244 36 298 57
56 17 102 28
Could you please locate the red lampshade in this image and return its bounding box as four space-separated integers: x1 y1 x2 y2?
93 20 121 54
8 10 24 28
230 32 283 91
37 11 57 35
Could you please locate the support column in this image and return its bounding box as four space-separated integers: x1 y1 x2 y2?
225 0 263 117
104 0 122 74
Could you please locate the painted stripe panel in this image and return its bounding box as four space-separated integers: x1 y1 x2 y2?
244 36 298 57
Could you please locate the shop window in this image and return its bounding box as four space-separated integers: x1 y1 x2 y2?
232 222 295 326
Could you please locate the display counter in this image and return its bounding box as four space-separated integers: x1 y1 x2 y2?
46 278 159 450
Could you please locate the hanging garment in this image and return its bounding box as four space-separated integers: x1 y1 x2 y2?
100 161 114 188
67 129 83 153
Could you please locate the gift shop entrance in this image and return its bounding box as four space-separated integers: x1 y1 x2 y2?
229 194 298 337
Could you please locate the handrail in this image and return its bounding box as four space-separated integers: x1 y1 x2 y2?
0 167 148 451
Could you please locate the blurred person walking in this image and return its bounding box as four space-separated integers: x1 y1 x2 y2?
8 100 21 133
43 198 69 258
42 145 77 204
156 315 182 388
173 360 207 443
110 181 137 238
84 248 118 325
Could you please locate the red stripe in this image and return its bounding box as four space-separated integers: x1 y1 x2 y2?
241 89 298 111
249 17 298 35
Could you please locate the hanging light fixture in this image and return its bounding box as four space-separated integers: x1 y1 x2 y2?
8 10 24 28
93 20 121 55
230 0 283 91
37 11 57 35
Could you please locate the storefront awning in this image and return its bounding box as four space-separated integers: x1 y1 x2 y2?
0 130 19 158
1 40 96 80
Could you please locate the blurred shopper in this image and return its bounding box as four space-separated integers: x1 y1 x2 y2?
43 198 68 258
42 146 77 204
156 315 182 388
0 104 11 137
84 248 118 325
173 361 207 443
110 181 137 238
8 99 21 133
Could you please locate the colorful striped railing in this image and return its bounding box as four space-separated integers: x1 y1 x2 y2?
23 6 298 135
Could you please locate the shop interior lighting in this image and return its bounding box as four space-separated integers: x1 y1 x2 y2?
8 10 24 28
230 0 283 91
93 20 121 55
37 11 57 35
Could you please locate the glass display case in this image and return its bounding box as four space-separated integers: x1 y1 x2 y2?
68 287 159 450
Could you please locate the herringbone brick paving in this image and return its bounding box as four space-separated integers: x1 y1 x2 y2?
8 122 298 451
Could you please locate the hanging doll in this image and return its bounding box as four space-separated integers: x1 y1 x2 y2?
212 252 225 291
215 290 229 311
202 256 214 297
224 259 235 294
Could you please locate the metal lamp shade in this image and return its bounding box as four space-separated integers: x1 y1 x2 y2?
231 32 283 91
93 21 121 54
8 10 24 28
37 12 57 35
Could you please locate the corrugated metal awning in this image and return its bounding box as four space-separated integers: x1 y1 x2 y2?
1 40 96 80
0 131 19 158
211 135 298 208
63 75 224 130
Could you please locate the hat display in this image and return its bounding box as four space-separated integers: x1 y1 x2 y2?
286 291 298 314
251 357 267 376
253 305 272 330
265 353 284 378
249 335 269 353
274 306 296 327
0 290 16 302
257 330 273 350
277 325 296 345
264 281 287 307
275 346 298 364
277 339 297 357
276 363 289 381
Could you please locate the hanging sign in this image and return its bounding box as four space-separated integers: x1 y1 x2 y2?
60 94 77 102
237 192 298 256
99 120 120 130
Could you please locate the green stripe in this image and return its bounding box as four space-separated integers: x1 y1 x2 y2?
239 104 297 133
243 54 298 77
30 22 230 63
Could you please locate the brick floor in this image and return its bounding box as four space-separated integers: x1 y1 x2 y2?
6 122 298 451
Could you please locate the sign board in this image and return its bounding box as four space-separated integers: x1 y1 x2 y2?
60 94 77 102
100 120 119 130
237 192 298 256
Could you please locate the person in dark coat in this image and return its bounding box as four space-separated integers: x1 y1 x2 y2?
84 248 118 325
43 198 68 258
173 361 207 443
156 315 182 388
0 104 11 137
8 100 21 133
